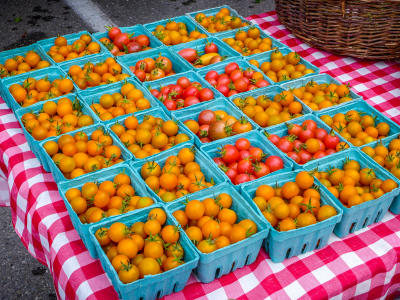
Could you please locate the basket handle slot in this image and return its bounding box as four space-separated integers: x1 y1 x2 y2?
315 238 323 249
245 254 252 265
173 282 180 292
375 210 383 223
231 261 238 272
362 217 369 228
350 221 357 234
156 290 163 299
285 248 293 259
301 243 309 254
265 241 269 253
215 267 222 279
139 297 144 300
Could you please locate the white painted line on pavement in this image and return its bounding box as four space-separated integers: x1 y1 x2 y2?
64 0 117 32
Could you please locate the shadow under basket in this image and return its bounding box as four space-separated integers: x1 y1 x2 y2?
275 0 400 60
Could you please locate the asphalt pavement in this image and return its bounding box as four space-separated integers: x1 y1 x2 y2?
0 0 275 299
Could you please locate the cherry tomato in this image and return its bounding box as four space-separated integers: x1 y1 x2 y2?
220 145 239 163
265 156 284 172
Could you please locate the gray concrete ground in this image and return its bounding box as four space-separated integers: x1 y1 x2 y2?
0 0 275 299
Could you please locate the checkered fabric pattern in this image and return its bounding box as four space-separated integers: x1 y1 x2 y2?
1 11 400 300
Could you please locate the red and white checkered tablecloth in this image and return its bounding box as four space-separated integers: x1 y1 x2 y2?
1 11 400 300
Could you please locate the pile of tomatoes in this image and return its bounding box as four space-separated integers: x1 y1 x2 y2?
110 115 190 158
183 109 252 143
65 171 155 224
46 34 101 62
0 50 50 78
149 76 214 111
43 128 124 179
194 7 248 33
316 160 398 208
21 98 94 140
67 57 130 90
89 81 152 121
320 109 390 146
8 75 74 108
286 80 354 111
249 50 315 83
212 137 284 185
129 53 177 82
98 26 152 56
204 62 269 97
140 147 214 202
151 20 207 46
362 136 400 179
96 208 186 283
222 26 273 56
172 194 257 253
232 90 304 128
265 119 349 165
252 171 338 231
178 40 225 67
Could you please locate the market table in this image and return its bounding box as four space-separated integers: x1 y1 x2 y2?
1 10 400 300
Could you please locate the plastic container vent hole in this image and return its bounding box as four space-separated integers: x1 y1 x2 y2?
350 222 357 233
215 267 222 278
231 261 237 272
286 248 292 259
375 210 383 223
139 298 144 300
266 241 269 252
156 290 163 299
315 239 322 249
363 218 369 228
173 282 180 292
301 243 308 254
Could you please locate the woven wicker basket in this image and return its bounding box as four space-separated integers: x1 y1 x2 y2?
275 0 400 60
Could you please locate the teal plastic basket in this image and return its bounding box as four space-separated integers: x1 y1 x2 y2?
105 107 195 161
280 73 363 114
58 165 156 258
92 24 164 55
241 169 343 263
15 93 98 172
200 130 293 191
131 141 227 205
1 66 72 111
144 15 209 42
166 182 269 283
315 100 400 148
197 58 275 98
78 78 158 123
171 97 254 148
144 70 219 117
170 37 241 70
228 85 313 130
243 47 320 79
117 47 192 84
304 148 400 238
37 31 108 65
88 204 199 300
217 24 289 56
359 135 400 214
259 114 351 170
58 53 132 92
0 43 53 88
186 5 249 36
39 124 133 183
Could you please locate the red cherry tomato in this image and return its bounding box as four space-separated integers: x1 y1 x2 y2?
302 120 318 132
220 145 239 163
265 156 284 172
314 128 328 141
235 138 251 151
224 62 239 75
199 88 214 102
177 77 191 89
324 131 340 149
253 162 270 178
205 70 219 81
234 173 250 185
237 159 253 174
